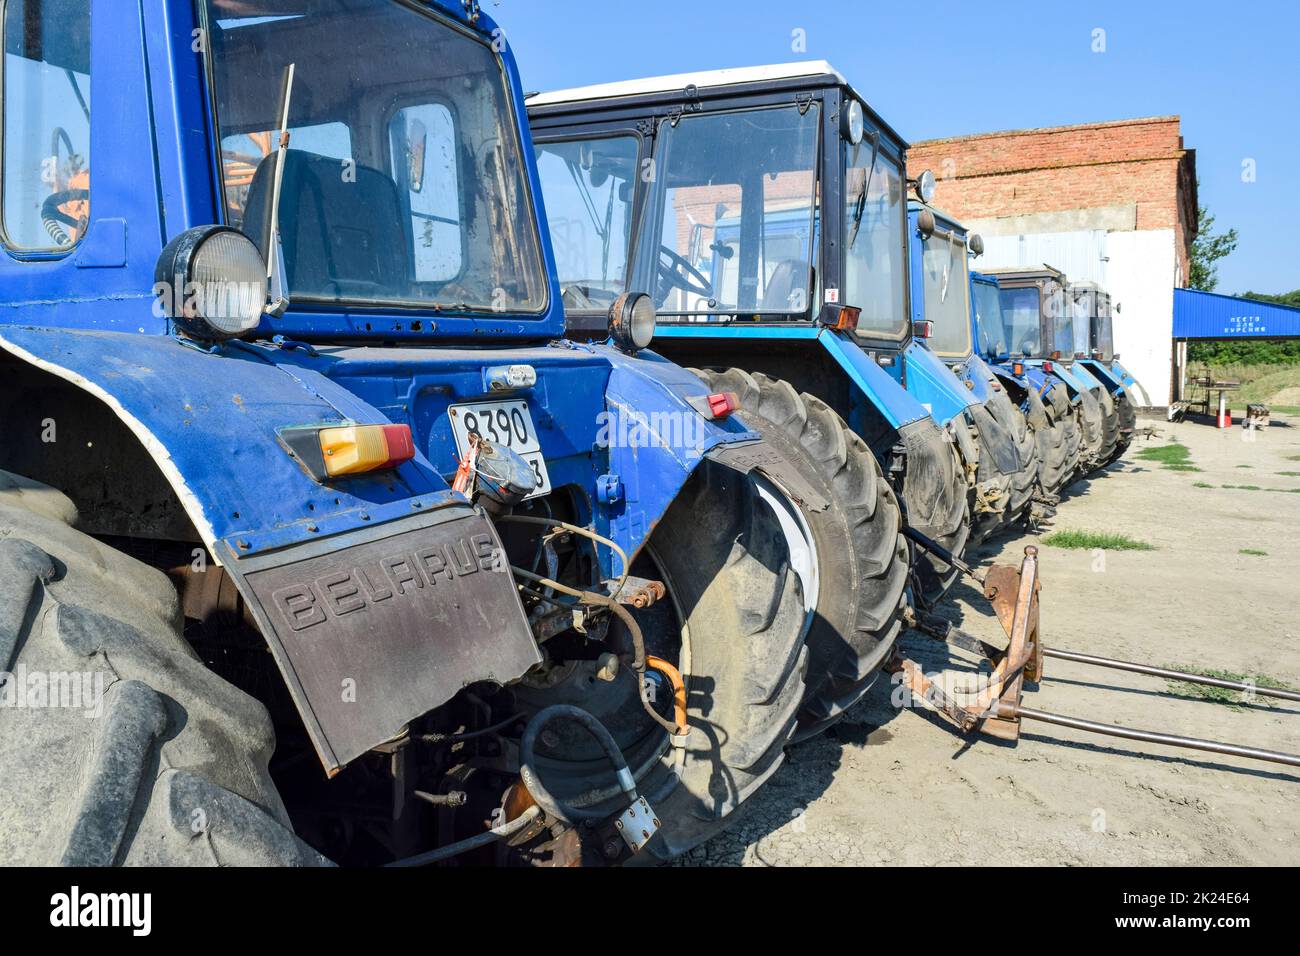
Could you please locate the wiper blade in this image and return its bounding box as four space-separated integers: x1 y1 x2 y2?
847 130 880 250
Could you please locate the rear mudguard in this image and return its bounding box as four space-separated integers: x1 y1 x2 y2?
1106 358 1152 408
952 355 1021 478
0 327 762 771
902 342 978 427
1075 357 1125 394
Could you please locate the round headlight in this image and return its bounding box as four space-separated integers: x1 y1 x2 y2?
155 225 268 341
608 291 657 353
916 208 936 239
844 99 865 145
915 169 937 204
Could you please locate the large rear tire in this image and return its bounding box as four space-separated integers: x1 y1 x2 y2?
0 471 325 866
691 369 909 741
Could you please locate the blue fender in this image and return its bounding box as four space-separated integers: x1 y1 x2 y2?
1029 358 1089 400
1074 358 1125 394
1068 362 1109 395
654 324 933 434
951 354 995 404
902 341 979 426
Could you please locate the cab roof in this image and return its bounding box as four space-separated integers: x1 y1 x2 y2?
528 60 907 149
980 264 1068 282
528 61 846 106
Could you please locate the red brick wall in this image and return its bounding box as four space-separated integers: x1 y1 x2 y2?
906 116 1195 282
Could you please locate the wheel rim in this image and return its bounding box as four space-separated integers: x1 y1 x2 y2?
751 471 819 642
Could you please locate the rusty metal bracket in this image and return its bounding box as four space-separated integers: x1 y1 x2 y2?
889 546 1042 741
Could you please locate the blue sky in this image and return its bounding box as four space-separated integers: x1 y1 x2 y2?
499 0 1298 295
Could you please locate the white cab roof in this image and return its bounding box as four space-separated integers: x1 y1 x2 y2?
529 61 846 107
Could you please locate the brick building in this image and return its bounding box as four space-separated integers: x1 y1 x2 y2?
907 116 1197 405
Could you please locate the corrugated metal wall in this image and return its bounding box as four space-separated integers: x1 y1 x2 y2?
1173 288 1300 339
978 230 1109 284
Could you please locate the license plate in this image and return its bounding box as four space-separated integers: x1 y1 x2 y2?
448 400 552 498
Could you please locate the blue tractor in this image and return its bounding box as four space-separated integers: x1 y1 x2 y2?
1065 281 1141 458
528 62 1040 735
906 201 1043 528
0 0 828 867
970 271 1080 499
982 265 1115 480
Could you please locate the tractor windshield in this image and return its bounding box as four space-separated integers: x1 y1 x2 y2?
918 231 972 356
198 0 547 315
1095 293 1114 361
635 105 820 317
999 286 1043 357
844 138 908 338
534 135 640 313
1048 285 1072 357
1069 288 1094 357
971 280 1008 358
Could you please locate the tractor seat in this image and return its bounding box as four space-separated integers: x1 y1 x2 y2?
762 258 810 311
243 149 409 300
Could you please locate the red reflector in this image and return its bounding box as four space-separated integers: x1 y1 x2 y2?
379 424 415 469
1043 361 1054 373
707 391 739 418
913 320 933 339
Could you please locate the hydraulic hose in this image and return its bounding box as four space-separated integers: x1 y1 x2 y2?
511 564 680 736
385 805 542 867
519 704 640 825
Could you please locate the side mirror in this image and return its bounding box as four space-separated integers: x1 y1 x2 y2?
968 233 984 257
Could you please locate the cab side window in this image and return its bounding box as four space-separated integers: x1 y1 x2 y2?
2 0 92 251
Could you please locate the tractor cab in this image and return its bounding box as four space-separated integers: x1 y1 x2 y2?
1067 281 1140 451
530 63 1019 599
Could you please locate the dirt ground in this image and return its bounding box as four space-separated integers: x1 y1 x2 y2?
681 411 1300 866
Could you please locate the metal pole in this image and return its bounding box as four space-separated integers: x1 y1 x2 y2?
1003 704 1300 768
1044 647 1300 703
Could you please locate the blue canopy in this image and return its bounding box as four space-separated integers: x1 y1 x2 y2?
1173 288 1300 339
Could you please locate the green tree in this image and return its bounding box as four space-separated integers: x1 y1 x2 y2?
1242 289 1300 309
1188 201 1239 292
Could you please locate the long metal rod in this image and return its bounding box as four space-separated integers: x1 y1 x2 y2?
1004 705 1300 768
1044 647 1300 703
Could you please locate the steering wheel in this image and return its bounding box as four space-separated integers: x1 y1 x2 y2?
41 188 90 246
657 244 713 300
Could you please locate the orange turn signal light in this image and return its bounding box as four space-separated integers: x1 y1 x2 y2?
1012 361 1025 376
319 424 415 477
278 422 415 482
822 304 861 332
